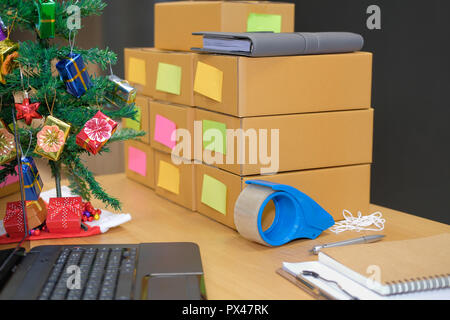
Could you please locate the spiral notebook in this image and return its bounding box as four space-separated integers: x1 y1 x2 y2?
318 233 450 296
280 233 450 299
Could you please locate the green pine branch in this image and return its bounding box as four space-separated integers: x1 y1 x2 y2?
0 0 146 210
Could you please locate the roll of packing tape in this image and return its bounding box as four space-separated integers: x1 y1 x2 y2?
234 180 335 247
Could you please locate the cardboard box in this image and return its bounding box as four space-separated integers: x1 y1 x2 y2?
122 95 151 144
124 48 197 106
195 163 371 230
155 1 295 51
0 166 19 198
193 108 374 175
193 52 373 117
150 100 195 159
154 150 196 210
124 140 155 189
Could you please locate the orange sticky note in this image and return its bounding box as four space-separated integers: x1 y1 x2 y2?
128 57 146 85
157 160 180 195
194 62 223 102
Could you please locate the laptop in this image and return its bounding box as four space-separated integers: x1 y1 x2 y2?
0 240 206 300
0 115 206 300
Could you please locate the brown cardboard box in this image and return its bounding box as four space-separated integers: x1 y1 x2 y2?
124 48 197 106
0 181 19 198
150 100 195 159
193 52 373 117
124 140 155 189
0 166 19 198
155 1 295 51
195 163 371 230
193 108 374 175
154 150 196 210
122 95 151 144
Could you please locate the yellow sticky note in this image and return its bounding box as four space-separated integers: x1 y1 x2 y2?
201 174 227 215
157 160 180 195
128 57 146 85
194 62 223 102
156 62 182 95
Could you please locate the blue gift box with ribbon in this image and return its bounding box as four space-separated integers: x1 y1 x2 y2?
21 156 43 201
56 53 92 98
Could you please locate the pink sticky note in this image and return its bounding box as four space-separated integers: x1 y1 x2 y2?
154 114 177 149
128 146 147 176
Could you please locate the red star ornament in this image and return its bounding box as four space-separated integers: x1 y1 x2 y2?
15 98 42 125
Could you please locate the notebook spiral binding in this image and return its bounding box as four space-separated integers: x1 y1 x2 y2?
387 274 450 295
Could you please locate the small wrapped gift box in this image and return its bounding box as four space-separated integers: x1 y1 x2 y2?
0 124 16 165
105 75 137 109
0 39 19 84
35 0 56 39
3 198 47 238
46 196 82 234
34 115 71 161
21 156 44 201
56 53 92 98
76 111 118 154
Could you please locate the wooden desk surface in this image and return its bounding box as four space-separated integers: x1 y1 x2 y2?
1 173 449 300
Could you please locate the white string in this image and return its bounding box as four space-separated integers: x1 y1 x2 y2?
68 29 76 55
329 210 386 234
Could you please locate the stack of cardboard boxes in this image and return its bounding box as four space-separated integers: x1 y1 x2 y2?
124 1 374 230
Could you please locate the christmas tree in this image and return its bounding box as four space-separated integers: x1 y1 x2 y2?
0 0 144 210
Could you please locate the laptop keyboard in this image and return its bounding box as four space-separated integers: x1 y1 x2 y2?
38 247 137 300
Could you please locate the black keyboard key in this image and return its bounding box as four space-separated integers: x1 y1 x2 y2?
114 251 137 300
39 246 137 300
50 288 67 300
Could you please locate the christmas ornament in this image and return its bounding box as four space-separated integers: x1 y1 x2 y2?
15 92 42 125
0 120 16 165
3 198 47 238
35 0 56 39
0 39 19 84
46 196 82 233
56 53 92 98
0 16 7 41
34 116 71 161
21 156 44 201
105 74 137 109
76 111 117 154
81 201 102 222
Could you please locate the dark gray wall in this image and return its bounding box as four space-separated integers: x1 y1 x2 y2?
99 0 450 224
290 0 450 224
102 0 158 77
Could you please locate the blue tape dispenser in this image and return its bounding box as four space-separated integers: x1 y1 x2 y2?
234 180 335 246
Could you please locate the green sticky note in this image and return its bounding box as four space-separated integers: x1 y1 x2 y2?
156 62 182 95
247 13 282 33
202 120 227 155
125 106 141 131
201 174 227 215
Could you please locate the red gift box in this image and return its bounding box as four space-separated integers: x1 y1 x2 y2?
76 111 117 154
3 199 47 238
46 197 82 233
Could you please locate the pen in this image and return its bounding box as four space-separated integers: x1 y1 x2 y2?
310 235 385 254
